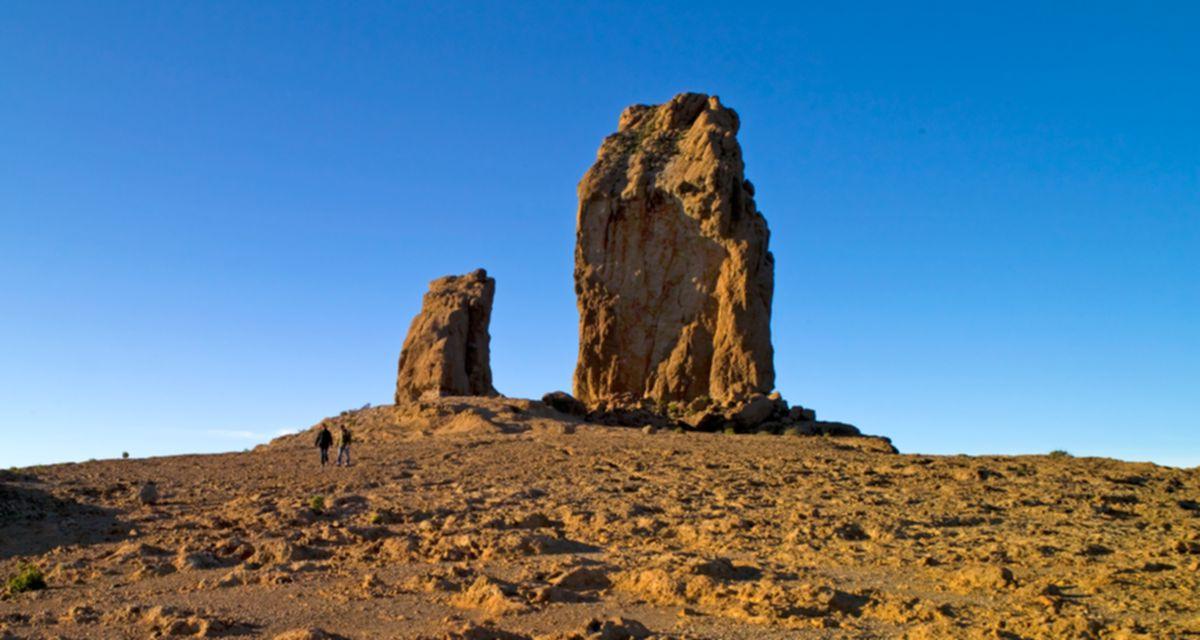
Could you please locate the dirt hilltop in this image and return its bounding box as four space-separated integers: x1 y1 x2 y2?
2 397 1197 639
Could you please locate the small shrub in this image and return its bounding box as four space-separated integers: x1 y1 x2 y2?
6 565 46 595
309 495 326 514
121 451 130 459
723 425 738 435
1048 450 1072 459
782 426 803 437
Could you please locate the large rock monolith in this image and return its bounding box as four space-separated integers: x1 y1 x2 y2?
573 93 775 407
395 269 498 403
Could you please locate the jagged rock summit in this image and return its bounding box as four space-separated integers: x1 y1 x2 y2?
573 93 775 407
394 268 497 404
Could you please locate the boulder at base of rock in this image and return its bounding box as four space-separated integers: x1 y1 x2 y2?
573 93 775 409
733 394 775 427
541 391 587 417
395 269 498 403
684 410 727 432
814 421 861 437
787 405 816 422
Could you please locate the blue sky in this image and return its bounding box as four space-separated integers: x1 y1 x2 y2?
1 2 1196 468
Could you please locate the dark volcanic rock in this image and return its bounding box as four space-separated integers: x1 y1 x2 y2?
541 391 587 418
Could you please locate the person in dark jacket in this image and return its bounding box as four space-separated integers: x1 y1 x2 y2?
336 426 353 467
315 424 334 466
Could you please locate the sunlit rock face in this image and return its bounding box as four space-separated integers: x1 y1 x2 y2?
573 93 775 407
395 269 497 403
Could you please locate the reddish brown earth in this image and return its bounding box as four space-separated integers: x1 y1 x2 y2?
2 398 1197 639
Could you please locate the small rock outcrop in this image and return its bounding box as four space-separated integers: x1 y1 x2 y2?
395 269 497 403
541 391 588 418
573 93 775 408
137 482 159 506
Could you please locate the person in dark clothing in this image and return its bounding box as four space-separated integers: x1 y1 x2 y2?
336 426 353 467
315 424 334 466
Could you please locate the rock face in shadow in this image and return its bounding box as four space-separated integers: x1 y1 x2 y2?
573 93 775 407
395 269 497 403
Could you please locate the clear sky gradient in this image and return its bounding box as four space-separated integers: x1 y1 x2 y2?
2 2 1197 468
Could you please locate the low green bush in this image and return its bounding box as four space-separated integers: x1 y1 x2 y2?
6 565 46 595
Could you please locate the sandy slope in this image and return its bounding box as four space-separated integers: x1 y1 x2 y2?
1 397 1197 639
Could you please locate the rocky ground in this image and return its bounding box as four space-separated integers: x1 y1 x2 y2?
2 397 1198 639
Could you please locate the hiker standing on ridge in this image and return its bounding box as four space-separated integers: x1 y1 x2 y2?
315 423 334 467
336 425 353 467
